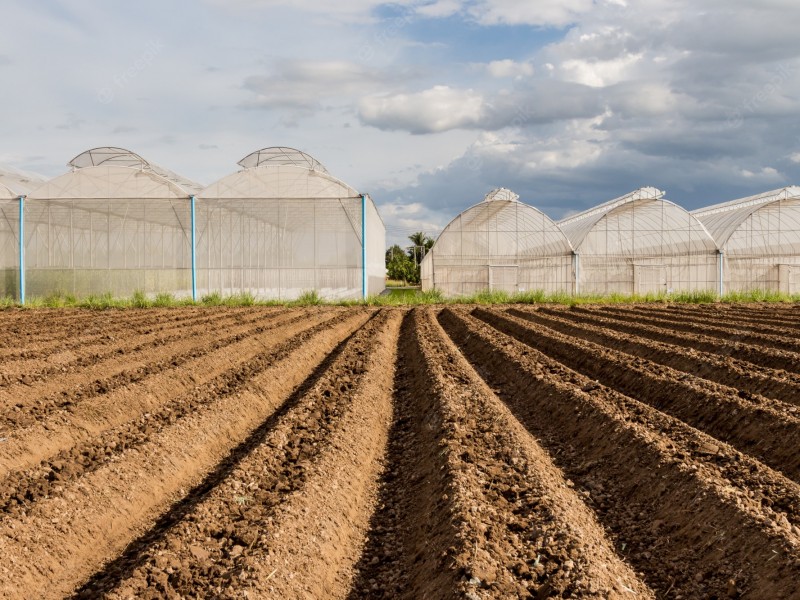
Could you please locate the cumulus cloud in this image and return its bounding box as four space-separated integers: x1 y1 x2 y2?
483 59 534 79
359 86 486 133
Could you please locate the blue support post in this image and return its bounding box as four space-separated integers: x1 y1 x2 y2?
190 195 197 302
18 196 25 305
361 194 367 299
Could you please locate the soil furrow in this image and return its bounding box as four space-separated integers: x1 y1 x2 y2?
597 306 800 354
507 307 800 405
0 309 306 428
646 305 800 335
0 310 372 600
350 308 652 599
0 310 346 510
439 308 800 599
551 306 800 373
476 307 800 485
0 308 268 385
0 309 222 361
87 310 401 599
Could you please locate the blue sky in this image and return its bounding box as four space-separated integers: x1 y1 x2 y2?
2 0 800 246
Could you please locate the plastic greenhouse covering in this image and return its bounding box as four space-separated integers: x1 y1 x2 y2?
7 147 385 301
693 186 800 294
559 188 719 295
421 188 575 295
0 168 45 298
198 148 385 300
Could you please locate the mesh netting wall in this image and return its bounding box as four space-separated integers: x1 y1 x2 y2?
23 199 192 297
0 200 20 298
722 199 800 293
423 200 574 296
365 198 386 296
194 197 364 300
575 201 718 294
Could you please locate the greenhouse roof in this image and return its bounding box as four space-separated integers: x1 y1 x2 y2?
558 187 667 248
692 186 800 247
237 147 328 173
482 188 520 202
68 147 203 195
0 166 45 199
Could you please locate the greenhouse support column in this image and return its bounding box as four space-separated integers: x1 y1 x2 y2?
573 251 580 295
190 196 197 302
361 194 367 299
718 249 724 297
18 196 25 304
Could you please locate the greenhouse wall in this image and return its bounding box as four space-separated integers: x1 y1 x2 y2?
422 189 575 296
365 196 386 296
0 199 20 299
23 198 192 298
194 197 365 301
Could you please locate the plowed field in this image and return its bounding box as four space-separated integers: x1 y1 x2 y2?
0 304 798 599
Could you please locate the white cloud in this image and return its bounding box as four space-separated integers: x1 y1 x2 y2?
484 59 534 79
559 53 643 87
359 86 486 133
790 152 800 164
741 167 781 179
467 0 594 27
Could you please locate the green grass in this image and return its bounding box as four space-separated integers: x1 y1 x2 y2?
3 286 799 309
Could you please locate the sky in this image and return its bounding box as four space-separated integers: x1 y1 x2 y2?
2 0 800 246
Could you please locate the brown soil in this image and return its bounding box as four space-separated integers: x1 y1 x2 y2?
0 305 798 599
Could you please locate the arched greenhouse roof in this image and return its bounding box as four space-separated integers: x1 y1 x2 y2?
0 167 44 199
28 164 195 201
558 187 718 254
67 147 203 195
430 187 574 256
692 186 800 249
201 146 361 200
237 146 328 173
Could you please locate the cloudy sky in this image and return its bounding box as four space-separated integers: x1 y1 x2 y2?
2 0 800 245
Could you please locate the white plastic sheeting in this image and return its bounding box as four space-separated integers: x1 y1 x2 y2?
693 186 800 293
198 148 384 300
559 188 719 295
25 165 194 298
421 188 574 296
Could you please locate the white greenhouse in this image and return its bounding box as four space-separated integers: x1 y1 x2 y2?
10 146 385 302
198 147 385 300
420 188 575 295
559 187 719 295
692 186 800 294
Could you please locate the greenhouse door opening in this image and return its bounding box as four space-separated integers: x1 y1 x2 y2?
634 264 667 295
489 265 518 293
779 264 800 294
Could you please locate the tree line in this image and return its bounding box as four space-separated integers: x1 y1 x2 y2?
385 231 434 285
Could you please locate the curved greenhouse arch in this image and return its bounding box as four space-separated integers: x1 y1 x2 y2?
421 188 575 296
559 187 719 295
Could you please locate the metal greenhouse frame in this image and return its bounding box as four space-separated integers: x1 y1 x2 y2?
1 168 45 300
421 188 575 295
559 187 719 295
693 186 800 294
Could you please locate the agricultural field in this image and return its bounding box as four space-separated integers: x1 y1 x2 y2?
0 303 798 599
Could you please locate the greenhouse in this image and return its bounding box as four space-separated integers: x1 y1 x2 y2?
23 147 199 300
559 187 719 295
692 186 800 294
420 188 575 295
12 146 384 302
0 168 44 299
197 147 385 300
